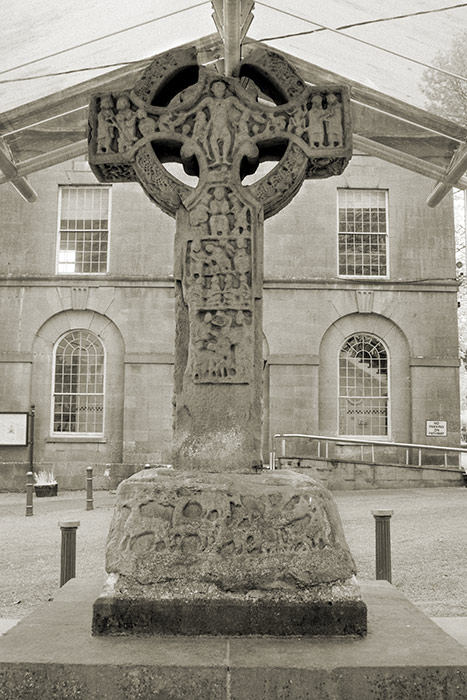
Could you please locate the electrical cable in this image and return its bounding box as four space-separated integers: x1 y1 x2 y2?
253 1 467 84
1 2 467 139
1 30 466 87
253 2 467 39
1 3 467 87
0 59 151 84
0 1 210 76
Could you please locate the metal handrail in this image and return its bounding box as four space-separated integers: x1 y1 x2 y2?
272 432 467 472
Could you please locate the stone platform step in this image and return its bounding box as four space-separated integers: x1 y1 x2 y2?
0 578 466 699
432 617 467 648
0 620 19 636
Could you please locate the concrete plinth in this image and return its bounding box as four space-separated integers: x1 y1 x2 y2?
1 578 466 700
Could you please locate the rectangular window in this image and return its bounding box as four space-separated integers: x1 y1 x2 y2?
338 189 388 277
57 186 110 274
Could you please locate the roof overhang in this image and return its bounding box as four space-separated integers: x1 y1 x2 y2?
1 32 466 205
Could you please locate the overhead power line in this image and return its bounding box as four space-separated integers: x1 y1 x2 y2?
1 2 467 88
254 2 467 39
0 1 210 76
253 1 467 83
0 60 151 84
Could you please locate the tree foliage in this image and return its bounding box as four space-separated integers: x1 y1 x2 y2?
421 32 467 125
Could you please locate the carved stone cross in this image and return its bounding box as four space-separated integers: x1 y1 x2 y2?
89 47 351 472
89 47 366 638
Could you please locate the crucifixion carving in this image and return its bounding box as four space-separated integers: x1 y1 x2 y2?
88 46 352 472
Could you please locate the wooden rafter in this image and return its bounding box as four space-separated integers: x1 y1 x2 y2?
426 143 467 207
354 135 467 189
211 1 254 75
0 137 37 201
0 140 87 186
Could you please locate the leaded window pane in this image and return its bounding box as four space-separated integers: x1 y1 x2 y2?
338 189 388 276
339 334 388 436
53 330 105 434
57 186 110 274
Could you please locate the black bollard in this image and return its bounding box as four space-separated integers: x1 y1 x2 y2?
372 509 393 583
59 521 80 587
25 471 33 517
86 466 93 511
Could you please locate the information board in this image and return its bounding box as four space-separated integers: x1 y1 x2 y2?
0 413 28 445
425 420 447 437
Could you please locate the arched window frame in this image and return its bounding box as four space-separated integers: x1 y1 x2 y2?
337 333 390 439
51 329 106 436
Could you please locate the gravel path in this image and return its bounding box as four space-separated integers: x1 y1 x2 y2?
0 486 466 620
0 491 113 619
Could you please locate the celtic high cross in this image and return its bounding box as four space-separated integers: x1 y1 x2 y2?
89 46 352 472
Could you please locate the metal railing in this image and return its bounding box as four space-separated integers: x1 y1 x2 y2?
272 433 467 473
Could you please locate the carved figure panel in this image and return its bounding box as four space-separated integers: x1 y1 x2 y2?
182 184 254 384
105 470 358 591
88 49 352 216
92 81 349 169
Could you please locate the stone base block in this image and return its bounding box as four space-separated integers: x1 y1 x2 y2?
1 578 466 700
93 578 367 636
96 467 366 635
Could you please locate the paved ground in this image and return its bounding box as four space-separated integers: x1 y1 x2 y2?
1 485 466 646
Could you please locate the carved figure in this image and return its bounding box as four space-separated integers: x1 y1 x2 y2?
115 96 138 152
233 240 250 276
205 274 223 307
192 109 208 143
97 96 116 154
231 199 250 236
187 241 206 279
205 240 234 275
208 187 230 236
321 94 342 147
270 114 287 134
287 103 308 138
184 80 252 165
308 94 325 147
189 201 209 229
137 109 157 138
157 112 177 132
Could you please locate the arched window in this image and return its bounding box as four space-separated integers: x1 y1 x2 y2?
52 330 105 434
339 334 388 437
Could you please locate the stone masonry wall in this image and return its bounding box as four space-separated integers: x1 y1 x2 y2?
0 154 461 489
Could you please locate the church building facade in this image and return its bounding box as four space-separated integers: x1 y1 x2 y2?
0 153 460 489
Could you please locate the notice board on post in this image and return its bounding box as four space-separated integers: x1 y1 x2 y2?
0 413 29 445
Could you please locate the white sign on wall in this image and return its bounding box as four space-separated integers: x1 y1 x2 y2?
426 420 447 437
0 413 28 445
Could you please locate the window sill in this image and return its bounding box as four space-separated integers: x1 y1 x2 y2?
338 275 388 280
54 273 108 277
46 436 107 443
